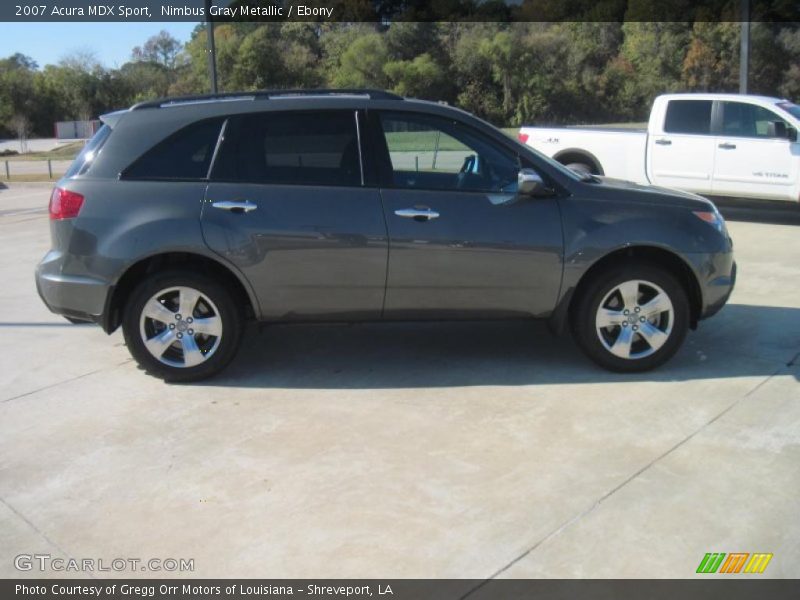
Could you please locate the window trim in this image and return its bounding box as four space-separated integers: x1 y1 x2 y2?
207 108 368 189
206 118 228 179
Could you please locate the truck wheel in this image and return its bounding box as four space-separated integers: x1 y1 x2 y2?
122 270 244 382
571 262 689 372
566 162 593 176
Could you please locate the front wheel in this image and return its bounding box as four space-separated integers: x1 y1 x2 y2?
122 271 243 382
571 263 689 372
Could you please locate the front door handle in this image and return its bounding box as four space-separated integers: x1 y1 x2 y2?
211 200 258 213
718 143 737 150
655 139 672 146
394 207 440 221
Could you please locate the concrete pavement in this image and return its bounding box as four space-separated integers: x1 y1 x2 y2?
0 186 797 580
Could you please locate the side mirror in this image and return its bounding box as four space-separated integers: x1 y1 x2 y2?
518 168 547 196
788 127 798 142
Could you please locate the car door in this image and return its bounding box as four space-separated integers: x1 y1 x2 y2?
370 110 563 319
647 99 716 194
712 100 800 201
202 109 388 320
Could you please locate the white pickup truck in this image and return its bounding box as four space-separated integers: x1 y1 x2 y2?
518 93 800 202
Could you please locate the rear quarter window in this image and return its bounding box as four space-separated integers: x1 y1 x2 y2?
65 124 112 178
122 118 225 181
663 100 713 135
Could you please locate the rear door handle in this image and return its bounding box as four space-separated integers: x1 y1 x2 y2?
211 200 258 213
718 143 737 149
394 207 440 221
655 139 672 146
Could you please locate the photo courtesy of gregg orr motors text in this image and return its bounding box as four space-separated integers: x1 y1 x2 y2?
14 554 194 573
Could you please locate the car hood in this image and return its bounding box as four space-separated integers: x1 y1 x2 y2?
593 176 716 210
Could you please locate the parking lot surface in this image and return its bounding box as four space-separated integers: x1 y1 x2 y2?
0 185 798 579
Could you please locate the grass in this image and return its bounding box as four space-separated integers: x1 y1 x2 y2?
0 173 64 182
0 121 643 180
2 141 84 162
389 124 643 151
385 131 469 152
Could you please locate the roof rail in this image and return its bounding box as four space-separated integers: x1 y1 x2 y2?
131 88 403 110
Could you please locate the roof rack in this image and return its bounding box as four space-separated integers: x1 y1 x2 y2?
131 89 403 110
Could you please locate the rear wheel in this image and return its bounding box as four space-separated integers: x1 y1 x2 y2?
571 263 689 372
122 271 243 382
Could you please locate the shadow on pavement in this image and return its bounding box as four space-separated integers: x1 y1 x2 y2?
710 196 800 226
205 303 799 389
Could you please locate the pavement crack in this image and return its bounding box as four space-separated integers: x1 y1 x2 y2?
462 364 790 598
1 360 133 405
0 495 87 576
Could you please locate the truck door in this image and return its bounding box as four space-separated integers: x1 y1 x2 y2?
647 99 716 195
712 100 799 201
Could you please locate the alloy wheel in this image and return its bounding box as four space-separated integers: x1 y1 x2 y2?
594 279 674 360
139 286 223 368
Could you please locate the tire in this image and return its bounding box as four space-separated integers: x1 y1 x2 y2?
565 162 594 176
571 262 689 372
122 270 244 382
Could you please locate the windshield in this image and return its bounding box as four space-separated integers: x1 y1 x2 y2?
776 101 800 122
65 124 112 178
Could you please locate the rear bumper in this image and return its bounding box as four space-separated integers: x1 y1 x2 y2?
35 250 111 325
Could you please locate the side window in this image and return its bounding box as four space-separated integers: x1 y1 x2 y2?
378 112 520 192
212 111 362 187
663 100 713 135
122 118 224 180
65 124 112 178
721 102 790 138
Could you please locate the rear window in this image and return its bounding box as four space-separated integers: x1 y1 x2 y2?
211 111 362 187
122 118 224 181
65 124 112 178
664 100 713 135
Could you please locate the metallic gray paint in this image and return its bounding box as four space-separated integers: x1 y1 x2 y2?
36 93 735 338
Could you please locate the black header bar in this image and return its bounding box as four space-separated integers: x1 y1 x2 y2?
3 0 799 23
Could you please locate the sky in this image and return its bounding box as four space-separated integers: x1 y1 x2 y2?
0 22 199 69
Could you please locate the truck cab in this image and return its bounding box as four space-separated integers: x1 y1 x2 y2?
646 94 800 201
519 93 800 203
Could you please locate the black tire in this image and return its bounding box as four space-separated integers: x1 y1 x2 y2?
122 270 244 382
571 262 689 372
565 162 594 176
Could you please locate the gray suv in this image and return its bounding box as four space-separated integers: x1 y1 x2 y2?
36 89 735 381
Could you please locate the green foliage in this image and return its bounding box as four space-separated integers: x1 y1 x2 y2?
2 18 800 139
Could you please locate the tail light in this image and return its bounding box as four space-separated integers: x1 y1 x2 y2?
518 132 530 144
49 187 84 220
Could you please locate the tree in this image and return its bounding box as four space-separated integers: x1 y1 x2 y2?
9 113 30 153
330 33 389 88
132 30 183 69
384 53 445 99
682 22 739 92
